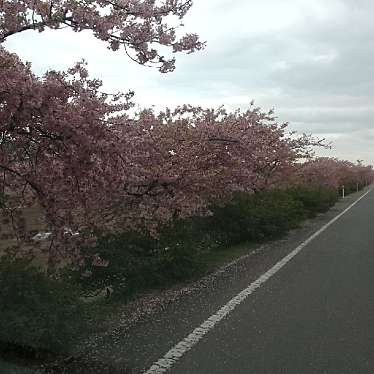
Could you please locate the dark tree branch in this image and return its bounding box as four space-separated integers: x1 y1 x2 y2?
0 164 44 197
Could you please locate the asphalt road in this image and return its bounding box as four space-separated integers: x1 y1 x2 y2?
160 188 374 374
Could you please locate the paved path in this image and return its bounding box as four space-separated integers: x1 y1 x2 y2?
147 188 374 374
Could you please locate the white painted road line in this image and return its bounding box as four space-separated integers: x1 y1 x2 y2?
143 189 372 374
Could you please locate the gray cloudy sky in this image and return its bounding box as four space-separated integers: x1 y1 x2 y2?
5 0 374 164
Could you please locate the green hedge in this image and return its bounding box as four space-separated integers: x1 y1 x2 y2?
0 256 86 356
287 186 338 217
206 189 306 246
207 186 339 246
71 219 213 300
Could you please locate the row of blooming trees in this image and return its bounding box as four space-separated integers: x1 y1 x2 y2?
298 158 374 190
1 1 373 272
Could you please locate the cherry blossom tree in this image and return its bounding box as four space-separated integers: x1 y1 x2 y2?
0 49 321 271
106 104 322 234
0 47 134 269
0 0 203 270
297 157 374 190
0 0 204 72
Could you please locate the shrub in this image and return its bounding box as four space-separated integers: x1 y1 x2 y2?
287 186 338 216
0 256 86 355
207 190 306 246
72 219 213 299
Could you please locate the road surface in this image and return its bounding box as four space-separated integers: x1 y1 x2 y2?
147 188 374 374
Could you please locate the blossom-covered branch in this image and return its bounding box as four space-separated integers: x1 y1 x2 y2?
0 0 204 72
